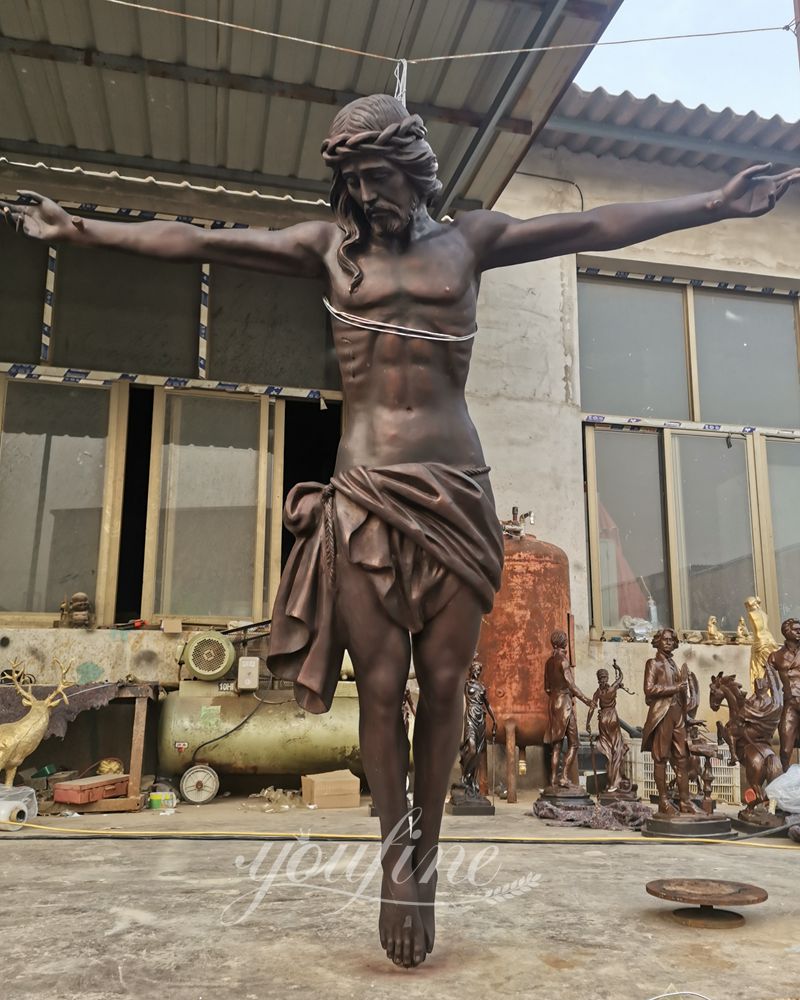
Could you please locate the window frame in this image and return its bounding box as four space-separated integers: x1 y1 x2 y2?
581 269 800 640
0 374 129 627
0 192 344 627
140 387 285 626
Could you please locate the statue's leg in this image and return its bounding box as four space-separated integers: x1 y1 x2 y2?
673 718 700 814
779 703 799 773
410 584 483 955
652 721 677 815
549 741 561 788
336 562 425 969
560 713 579 786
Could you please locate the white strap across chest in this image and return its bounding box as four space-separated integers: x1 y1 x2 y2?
323 296 476 342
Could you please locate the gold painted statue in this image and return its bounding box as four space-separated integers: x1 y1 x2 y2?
705 616 727 645
744 596 779 689
736 617 753 645
0 659 71 786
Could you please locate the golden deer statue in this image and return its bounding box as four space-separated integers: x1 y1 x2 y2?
0 658 72 786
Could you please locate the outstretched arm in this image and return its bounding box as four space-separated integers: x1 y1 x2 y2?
0 191 333 278
466 164 800 271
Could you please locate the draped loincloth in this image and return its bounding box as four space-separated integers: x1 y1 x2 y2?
267 463 504 714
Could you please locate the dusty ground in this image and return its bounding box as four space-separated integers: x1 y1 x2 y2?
2 798 798 1000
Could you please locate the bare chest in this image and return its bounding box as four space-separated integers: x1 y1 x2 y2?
327 229 478 318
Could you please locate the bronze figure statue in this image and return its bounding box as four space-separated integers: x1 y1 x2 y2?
458 656 496 798
586 660 634 796
4 92 797 966
544 629 593 791
710 663 783 821
641 628 700 816
447 656 496 814
769 618 800 772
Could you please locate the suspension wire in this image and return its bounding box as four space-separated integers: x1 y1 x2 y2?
100 1 795 69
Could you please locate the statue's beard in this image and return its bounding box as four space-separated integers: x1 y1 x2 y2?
366 204 414 237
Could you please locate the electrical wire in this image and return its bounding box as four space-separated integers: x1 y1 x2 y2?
3 818 798 847
190 696 264 764
99 1 795 67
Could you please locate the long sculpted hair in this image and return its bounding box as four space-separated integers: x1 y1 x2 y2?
321 94 442 292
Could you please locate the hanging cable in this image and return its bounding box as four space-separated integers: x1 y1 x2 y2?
98 1 795 69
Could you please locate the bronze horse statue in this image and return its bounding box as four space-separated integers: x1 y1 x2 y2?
709 665 783 811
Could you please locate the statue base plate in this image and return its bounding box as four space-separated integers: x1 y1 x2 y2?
446 789 495 816
732 807 790 835
538 785 594 810
643 812 735 839
598 788 640 805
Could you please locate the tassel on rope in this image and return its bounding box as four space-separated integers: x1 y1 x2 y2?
394 58 408 105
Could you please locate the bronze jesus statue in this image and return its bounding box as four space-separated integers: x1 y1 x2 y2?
3 93 798 968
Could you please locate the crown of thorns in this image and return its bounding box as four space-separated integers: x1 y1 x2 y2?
321 114 429 166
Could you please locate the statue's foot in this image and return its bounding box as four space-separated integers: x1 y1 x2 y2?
658 798 678 816
679 799 702 815
379 872 426 968
415 868 437 955
557 777 570 788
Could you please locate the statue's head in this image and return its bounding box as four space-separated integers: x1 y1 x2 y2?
550 629 568 651
321 94 441 291
596 668 609 686
652 627 678 653
744 595 761 611
781 617 800 642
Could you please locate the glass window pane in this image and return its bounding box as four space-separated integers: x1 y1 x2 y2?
578 279 690 419
209 267 340 390
673 435 755 631
0 224 49 364
0 382 108 612
695 291 800 428
52 214 200 378
155 394 260 618
593 429 670 629
766 439 800 620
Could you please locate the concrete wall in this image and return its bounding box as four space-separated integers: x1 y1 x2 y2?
467 145 800 722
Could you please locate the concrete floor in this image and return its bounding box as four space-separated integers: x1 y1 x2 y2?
2 798 798 1000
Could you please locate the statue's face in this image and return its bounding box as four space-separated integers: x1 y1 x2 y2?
597 670 609 686
341 154 417 237
787 620 800 643
657 630 677 654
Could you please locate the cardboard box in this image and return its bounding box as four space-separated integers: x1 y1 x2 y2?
301 769 360 809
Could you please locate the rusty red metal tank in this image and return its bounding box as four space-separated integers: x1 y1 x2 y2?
477 508 571 801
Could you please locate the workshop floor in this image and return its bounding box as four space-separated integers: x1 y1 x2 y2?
2 798 798 1000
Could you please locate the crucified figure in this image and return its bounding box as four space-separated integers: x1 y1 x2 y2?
3 94 798 968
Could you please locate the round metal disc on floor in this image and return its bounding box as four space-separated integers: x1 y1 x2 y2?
646 878 767 927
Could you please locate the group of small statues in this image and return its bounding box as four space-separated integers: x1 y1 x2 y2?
453 608 799 827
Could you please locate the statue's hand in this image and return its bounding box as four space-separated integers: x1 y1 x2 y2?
0 191 80 242
717 164 800 219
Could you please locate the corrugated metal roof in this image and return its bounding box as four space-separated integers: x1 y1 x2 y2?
0 0 622 209
540 85 800 171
